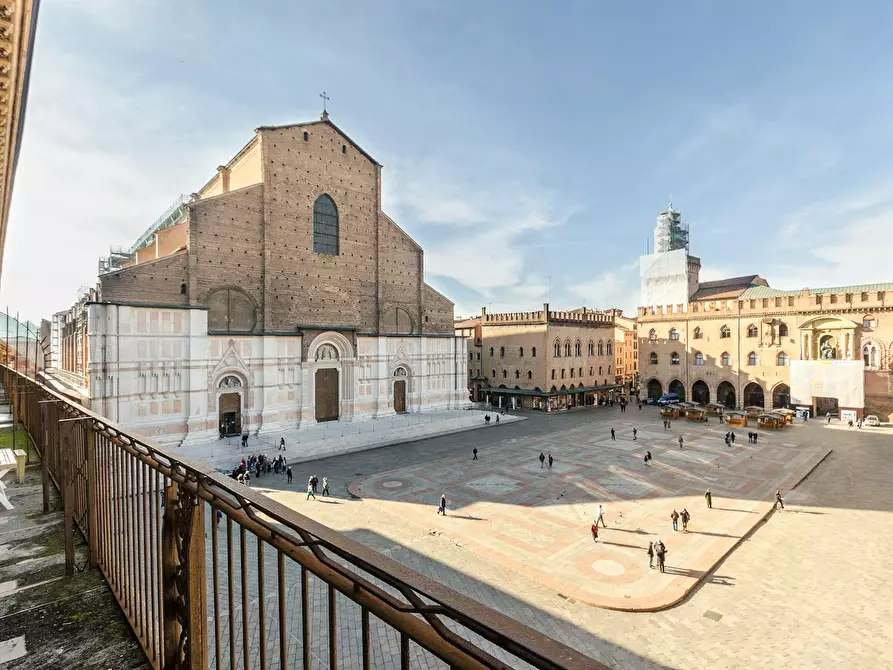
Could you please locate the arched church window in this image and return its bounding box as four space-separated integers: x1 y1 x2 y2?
597 340 604 356
206 288 257 332
778 323 789 337
606 341 613 356
564 340 572 357
553 340 561 357
863 343 879 369
574 340 582 357
588 340 595 356
312 194 339 256
747 324 758 338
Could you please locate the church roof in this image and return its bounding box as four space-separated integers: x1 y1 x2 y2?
690 275 762 301
256 116 381 166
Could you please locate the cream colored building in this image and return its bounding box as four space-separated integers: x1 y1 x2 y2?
637 206 893 421
465 305 621 411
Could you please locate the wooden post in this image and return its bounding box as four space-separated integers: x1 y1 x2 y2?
40 404 50 514
161 481 207 669
85 425 98 570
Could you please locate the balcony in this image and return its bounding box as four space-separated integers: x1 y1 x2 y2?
0 365 597 669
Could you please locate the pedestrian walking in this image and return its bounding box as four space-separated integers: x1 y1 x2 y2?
730 432 736 444
670 509 679 531
311 474 319 494
610 428 616 441
646 450 652 464
306 482 316 500
286 466 292 484
548 453 554 468
632 428 637 441
472 447 478 460
747 431 752 443
681 508 690 531
595 503 605 527
322 476 329 497
678 435 684 449
705 489 712 509
438 494 447 515
644 455 649 466
655 540 667 573
647 541 654 569
279 437 286 451
775 489 785 510
753 431 758 443
590 521 599 542
496 415 500 425
638 403 643 412
539 452 545 468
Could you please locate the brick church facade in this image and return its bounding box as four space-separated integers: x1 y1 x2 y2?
53 114 468 445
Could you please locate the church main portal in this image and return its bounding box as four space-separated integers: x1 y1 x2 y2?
315 368 339 422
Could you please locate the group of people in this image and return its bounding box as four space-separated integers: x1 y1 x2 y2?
231 453 293 485
538 451 555 468
724 431 737 446
747 431 760 443
646 539 668 572
670 508 691 531
306 474 330 499
483 414 501 425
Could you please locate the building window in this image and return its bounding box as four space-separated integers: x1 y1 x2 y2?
607 365 611 374
599 366 603 375
879 291 886 301
500 346 505 358
312 194 340 255
515 370 520 379
491 369 496 378
531 347 537 357
598 340 604 356
649 352 658 364
669 328 679 341
671 352 680 365
570 368 575 378
649 329 657 341
815 296 822 306
588 340 595 356
845 293 852 303
468 352 473 362
575 340 582 357
693 327 701 339
564 340 572 357
863 343 879 368
554 340 561 357
476 352 480 360
561 369 566 379
721 352 731 366
749 299 756 308
551 369 556 380
830 294 838 304
694 352 704 366
775 297 782 307
863 316 877 328
788 296 795 306
589 366 593 375
519 346 524 357
778 323 789 337
490 347 494 357
206 287 257 332
468 368 472 377
861 292 869 302
579 367 583 376
747 352 759 366
502 370 507 378
762 298 769 308
606 341 613 355
747 324 758 338
527 371 532 380
303 131 309 141
341 144 347 154
777 352 788 366
720 325 730 338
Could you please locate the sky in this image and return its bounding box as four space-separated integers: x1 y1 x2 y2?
3 1 893 325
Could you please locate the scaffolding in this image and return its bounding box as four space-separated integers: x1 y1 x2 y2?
654 204 689 253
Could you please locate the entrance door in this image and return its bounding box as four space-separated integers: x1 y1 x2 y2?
315 368 339 422
394 380 406 413
219 392 241 436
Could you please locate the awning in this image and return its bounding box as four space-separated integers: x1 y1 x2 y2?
486 384 623 397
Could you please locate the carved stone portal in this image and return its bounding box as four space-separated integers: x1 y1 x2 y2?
316 344 339 361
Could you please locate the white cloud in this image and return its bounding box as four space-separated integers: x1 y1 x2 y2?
572 260 640 314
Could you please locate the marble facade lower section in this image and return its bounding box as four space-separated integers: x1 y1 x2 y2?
85 304 469 446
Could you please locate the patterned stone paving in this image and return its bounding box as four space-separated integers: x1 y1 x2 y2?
347 420 830 610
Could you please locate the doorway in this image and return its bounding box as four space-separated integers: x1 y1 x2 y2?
219 392 241 436
394 380 406 413
315 368 339 422
814 396 839 416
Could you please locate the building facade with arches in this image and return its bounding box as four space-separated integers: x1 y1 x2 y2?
50 114 468 445
638 252 893 418
454 304 620 411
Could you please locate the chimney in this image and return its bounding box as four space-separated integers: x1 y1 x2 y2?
217 165 231 193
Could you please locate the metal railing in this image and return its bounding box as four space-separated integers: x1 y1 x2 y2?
0 364 602 670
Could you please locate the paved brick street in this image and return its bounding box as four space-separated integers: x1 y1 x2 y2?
247 405 893 668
